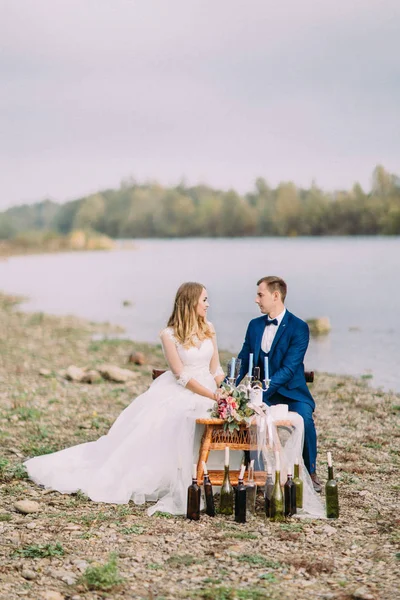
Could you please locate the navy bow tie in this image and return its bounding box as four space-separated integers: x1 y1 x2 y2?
266 318 278 326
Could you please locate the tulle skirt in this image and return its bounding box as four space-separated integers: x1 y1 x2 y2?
25 370 217 515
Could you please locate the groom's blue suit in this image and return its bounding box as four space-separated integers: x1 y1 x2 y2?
237 310 317 474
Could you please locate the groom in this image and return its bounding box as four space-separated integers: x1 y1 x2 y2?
237 276 322 492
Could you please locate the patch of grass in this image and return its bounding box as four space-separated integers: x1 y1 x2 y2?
363 442 382 450
80 552 124 591
223 532 258 540
121 525 145 535
279 523 303 532
202 577 222 585
0 513 12 522
236 554 281 569
147 563 164 570
0 460 28 483
166 554 201 568
154 511 175 519
194 587 273 600
21 443 59 457
13 542 65 559
11 407 42 421
259 573 277 582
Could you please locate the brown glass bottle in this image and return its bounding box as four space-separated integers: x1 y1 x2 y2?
235 465 247 523
284 473 297 517
202 461 215 517
186 464 200 521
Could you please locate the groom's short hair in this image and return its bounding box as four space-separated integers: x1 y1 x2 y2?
257 276 287 302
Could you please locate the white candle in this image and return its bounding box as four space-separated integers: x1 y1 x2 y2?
327 451 332 467
248 353 253 377
239 464 246 480
225 446 230 466
264 356 269 380
230 357 235 378
192 464 197 479
202 460 208 475
275 450 280 471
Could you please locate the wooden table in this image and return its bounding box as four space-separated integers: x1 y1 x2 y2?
195 417 294 486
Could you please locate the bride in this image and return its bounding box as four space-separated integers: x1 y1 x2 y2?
25 282 225 515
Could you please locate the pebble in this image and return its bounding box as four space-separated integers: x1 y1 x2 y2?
14 500 40 514
353 588 375 600
26 522 37 529
21 568 37 580
323 525 337 536
41 592 65 600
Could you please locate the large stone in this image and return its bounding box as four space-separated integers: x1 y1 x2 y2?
65 365 86 382
128 351 146 366
306 317 331 335
14 500 40 514
81 369 102 384
98 364 138 383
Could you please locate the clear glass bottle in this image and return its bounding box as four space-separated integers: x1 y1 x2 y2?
270 452 284 522
245 459 257 514
264 470 274 517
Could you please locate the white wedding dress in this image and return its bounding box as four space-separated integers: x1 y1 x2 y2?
25 327 222 515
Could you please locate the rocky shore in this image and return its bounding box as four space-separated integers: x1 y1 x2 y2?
0 292 399 600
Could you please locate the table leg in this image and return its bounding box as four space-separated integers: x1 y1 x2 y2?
197 425 213 482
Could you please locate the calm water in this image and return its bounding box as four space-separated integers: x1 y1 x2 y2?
1 237 399 392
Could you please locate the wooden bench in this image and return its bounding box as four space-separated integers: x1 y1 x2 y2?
151 368 307 485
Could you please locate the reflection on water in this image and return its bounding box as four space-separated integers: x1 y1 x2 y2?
0 237 399 392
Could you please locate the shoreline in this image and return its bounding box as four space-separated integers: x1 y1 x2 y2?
0 291 399 599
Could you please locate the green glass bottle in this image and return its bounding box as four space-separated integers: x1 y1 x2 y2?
293 458 303 509
245 459 257 515
325 452 339 519
264 470 274 517
270 452 284 522
219 447 234 515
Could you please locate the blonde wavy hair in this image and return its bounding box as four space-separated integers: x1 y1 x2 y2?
167 282 213 347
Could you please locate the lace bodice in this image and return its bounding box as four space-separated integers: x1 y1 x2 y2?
160 326 224 386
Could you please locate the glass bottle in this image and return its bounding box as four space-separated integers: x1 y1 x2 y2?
264 470 274 517
245 459 257 515
235 465 247 523
250 367 263 405
293 458 303 509
202 461 215 517
325 451 339 519
186 463 200 521
219 447 234 515
284 473 296 517
270 452 284 522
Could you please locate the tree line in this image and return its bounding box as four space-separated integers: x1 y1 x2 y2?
1 165 399 240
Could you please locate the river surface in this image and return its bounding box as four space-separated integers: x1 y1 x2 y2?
1 237 399 392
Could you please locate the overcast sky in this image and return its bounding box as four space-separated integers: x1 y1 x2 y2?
1 0 400 209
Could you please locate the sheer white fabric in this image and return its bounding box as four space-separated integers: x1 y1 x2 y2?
24 330 220 515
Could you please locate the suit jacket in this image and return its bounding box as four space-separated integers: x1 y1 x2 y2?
237 310 315 409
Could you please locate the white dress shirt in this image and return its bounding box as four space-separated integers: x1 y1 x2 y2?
261 308 286 353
